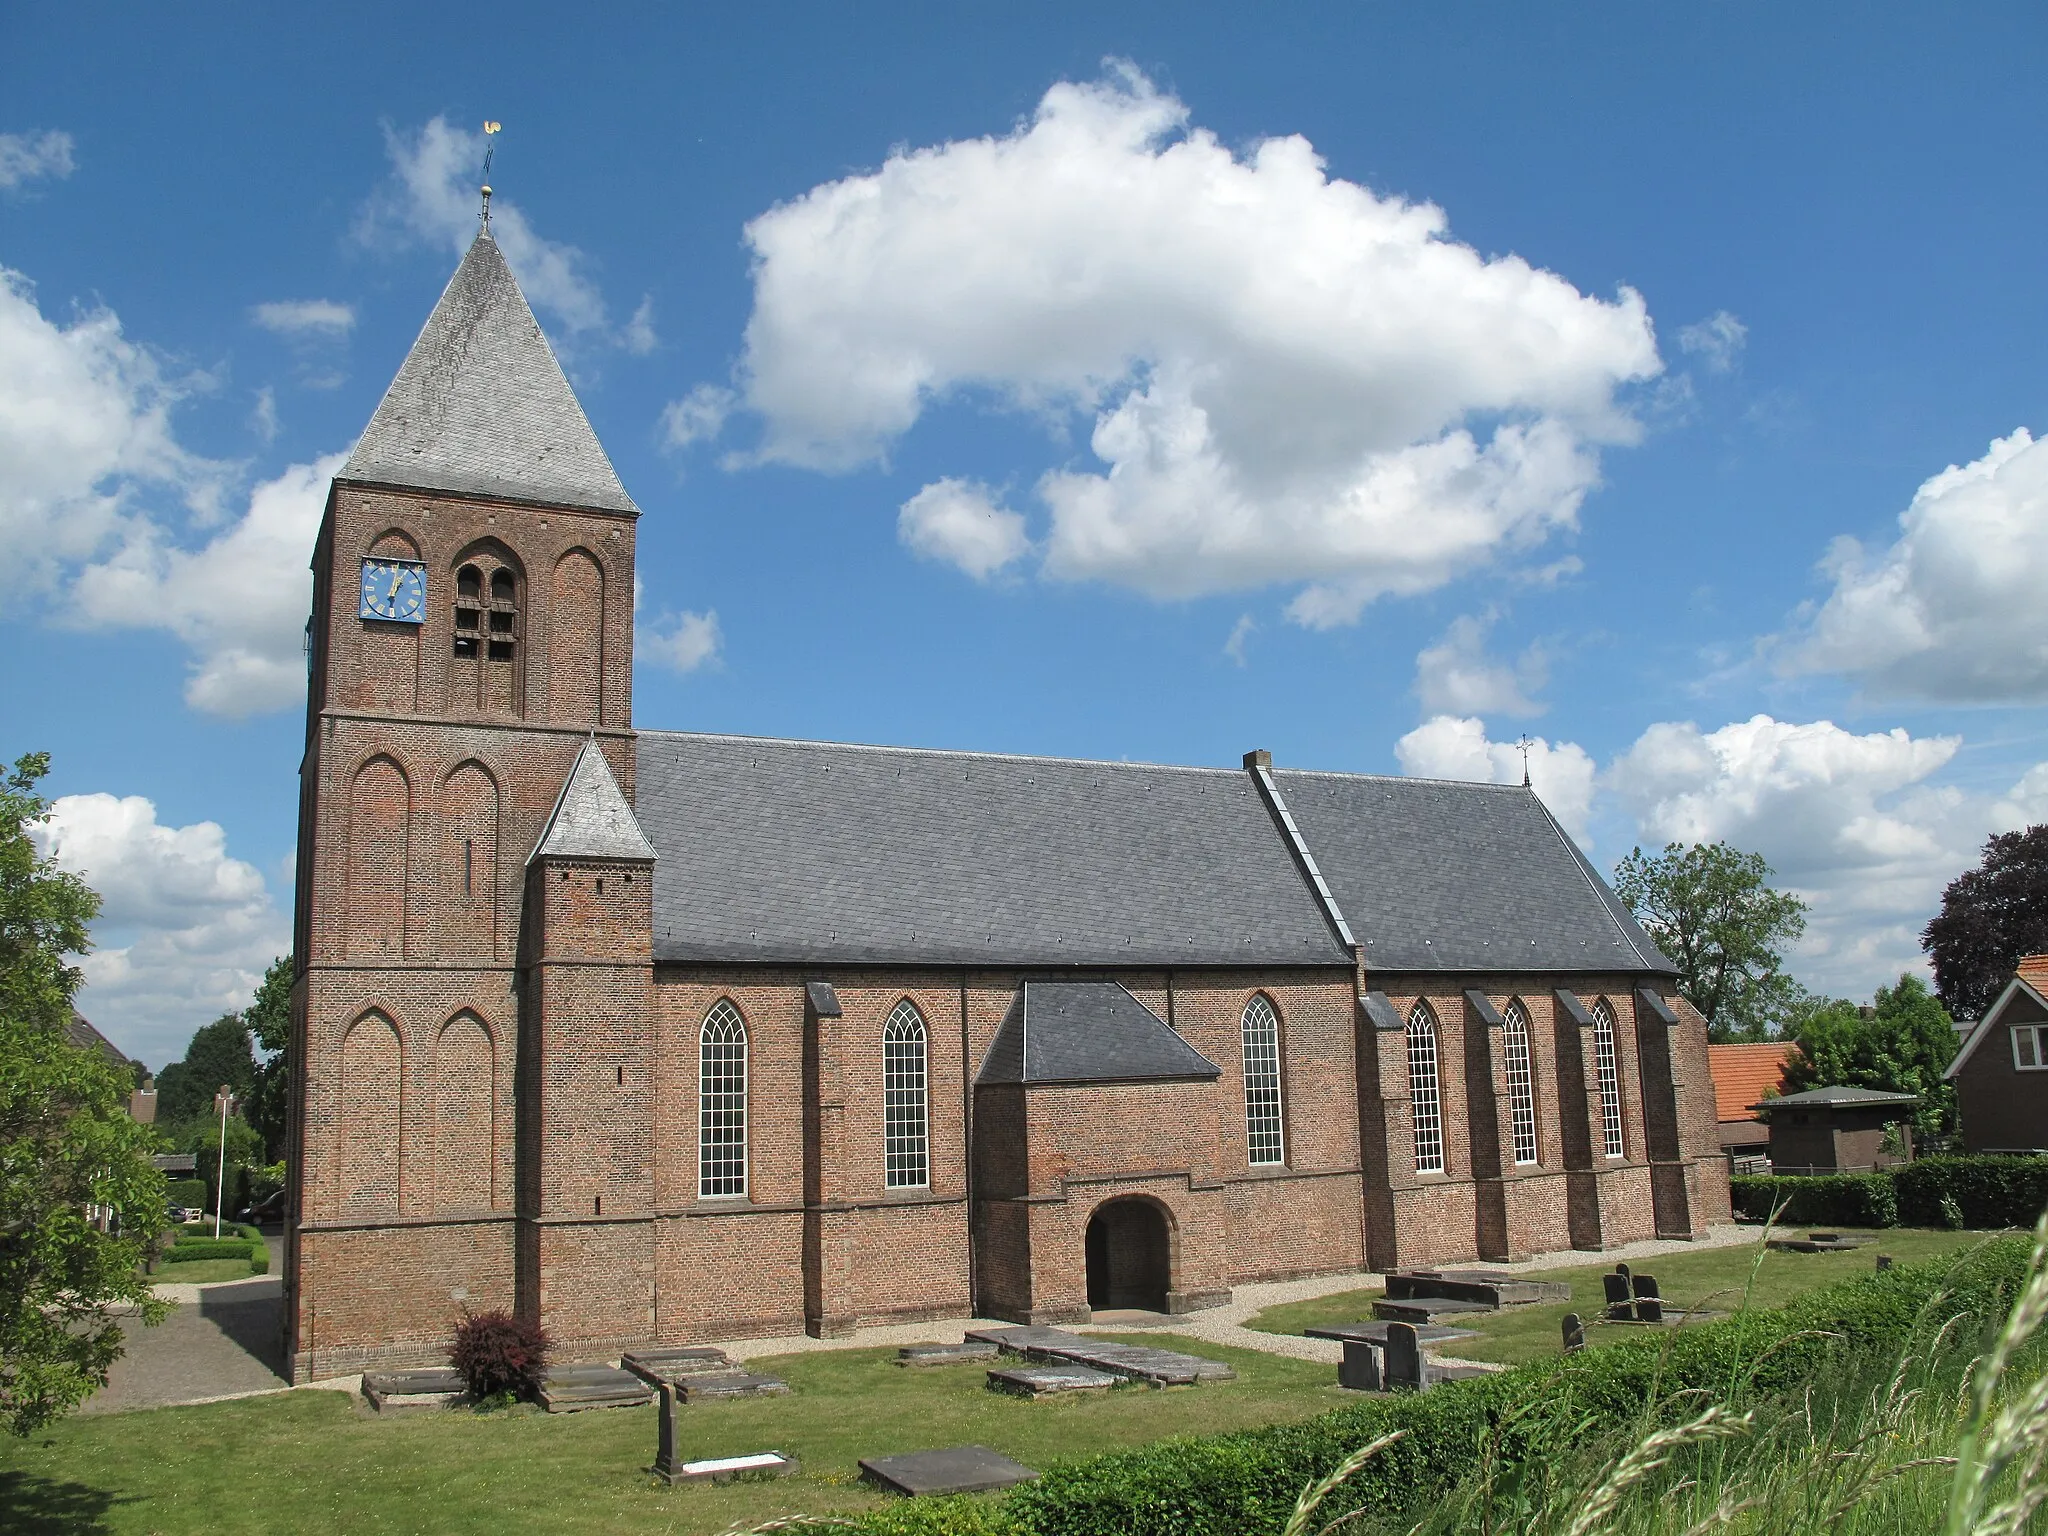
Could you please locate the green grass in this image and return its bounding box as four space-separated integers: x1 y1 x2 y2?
0 1333 1341 1535
1246 1227 1995 1365
148 1226 269 1286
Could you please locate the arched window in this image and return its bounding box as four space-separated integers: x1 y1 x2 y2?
1241 994 1285 1166
883 1000 929 1189
1502 1001 1539 1166
698 1001 748 1198
1592 999 1625 1158
1408 1003 1444 1174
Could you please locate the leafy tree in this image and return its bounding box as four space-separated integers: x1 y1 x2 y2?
242 953 292 1161
1922 825 2048 1020
0 752 166 1435
154 1013 256 1130
1613 841 1809 1042
1782 973 1960 1138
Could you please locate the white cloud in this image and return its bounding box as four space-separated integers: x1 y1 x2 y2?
250 298 355 338
1779 428 2048 702
1677 310 1746 372
623 296 657 356
724 65 1660 622
33 793 287 1068
1604 713 2048 995
250 386 279 444
640 609 722 673
1223 613 1255 667
1395 715 1597 845
897 478 1030 580
1414 611 1546 717
659 383 735 451
72 453 346 716
0 129 76 190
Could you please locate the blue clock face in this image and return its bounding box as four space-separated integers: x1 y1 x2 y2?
359 559 426 623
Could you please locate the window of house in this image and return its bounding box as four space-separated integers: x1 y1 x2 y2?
1409 1003 1445 1174
1242 994 1285 1166
883 1000 930 1189
2015 1022 2047 1071
1502 1001 1539 1166
1592 999 1625 1158
698 1001 748 1198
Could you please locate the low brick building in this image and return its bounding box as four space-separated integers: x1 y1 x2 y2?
283 227 1730 1381
1945 955 2048 1154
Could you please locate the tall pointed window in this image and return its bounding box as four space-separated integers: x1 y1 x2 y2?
1408 1003 1445 1174
1592 999 1625 1158
1503 1001 1539 1166
698 1001 748 1198
1242 994 1285 1165
883 1001 930 1189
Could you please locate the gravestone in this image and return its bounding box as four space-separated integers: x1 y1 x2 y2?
652 1383 682 1482
678 1371 790 1402
362 1368 467 1411
538 1362 656 1413
860 1446 1040 1497
1383 1321 1427 1390
624 1346 738 1386
898 1341 1000 1368
1876 1254 1893 1272
1602 1271 1633 1320
987 1364 1119 1397
1632 1274 1663 1325
1337 1339 1382 1391
1561 1313 1585 1353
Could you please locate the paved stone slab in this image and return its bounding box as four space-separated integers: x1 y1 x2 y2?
1370 1296 1498 1324
898 1341 1001 1367
678 1371 790 1401
363 1368 467 1411
623 1346 739 1385
987 1364 1120 1397
860 1445 1040 1497
1305 1321 1477 1346
538 1363 655 1413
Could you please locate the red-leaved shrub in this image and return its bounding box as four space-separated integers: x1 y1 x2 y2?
447 1309 550 1401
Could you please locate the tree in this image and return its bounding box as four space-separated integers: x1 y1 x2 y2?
1613 841 1809 1042
1781 973 1960 1138
0 752 166 1435
1922 825 2048 1021
153 1013 256 1130
242 953 292 1161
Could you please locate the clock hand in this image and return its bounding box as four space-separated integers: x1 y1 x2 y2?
389 569 405 610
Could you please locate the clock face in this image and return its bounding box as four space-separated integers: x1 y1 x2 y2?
359 558 427 624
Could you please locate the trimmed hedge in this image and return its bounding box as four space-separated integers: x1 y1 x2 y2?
1733 1154 2048 1230
159 1237 255 1263
165 1179 207 1209
841 1238 2033 1536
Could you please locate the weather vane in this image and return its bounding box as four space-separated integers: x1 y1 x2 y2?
1515 735 1533 787
480 120 502 228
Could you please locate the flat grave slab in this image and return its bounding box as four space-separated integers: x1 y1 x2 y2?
1385 1269 1571 1308
1371 1297 1499 1324
965 1326 1233 1385
898 1341 1001 1367
1306 1321 1479 1345
623 1346 738 1385
678 1371 790 1402
538 1363 655 1413
663 1451 799 1484
987 1364 1121 1397
362 1368 467 1411
860 1445 1040 1497
1768 1233 1874 1254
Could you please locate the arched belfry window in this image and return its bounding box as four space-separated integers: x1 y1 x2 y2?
698 1001 748 1198
1592 999 1625 1158
882 1001 929 1189
1408 1003 1445 1174
1502 1001 1539 1166
1241 994 1285 1166
450 547 524 715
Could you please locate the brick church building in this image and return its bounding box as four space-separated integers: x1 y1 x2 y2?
284 228 1728 1380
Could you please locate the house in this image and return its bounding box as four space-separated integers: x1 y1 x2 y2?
1944 954 2048 1154
282 223 1732 1381
1706 1042 1798 1169
1750 1084 1917 1175
68 1010 154 1123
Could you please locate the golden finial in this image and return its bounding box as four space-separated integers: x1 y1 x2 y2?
480 121 502 227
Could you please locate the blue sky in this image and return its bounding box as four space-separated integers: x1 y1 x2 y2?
6 5 2046 1065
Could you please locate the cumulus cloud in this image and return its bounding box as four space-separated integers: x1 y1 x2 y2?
640 609 722 673
33 793 288 1067
1677 310 1746 372
1395 715 1597 845
659 384 735 451
251 298 355 338
897 478 1030 580
0 129 76 190
1223 613 1256 666
1414 611 1546 717
1779 428 2048 702
715 66 1659 621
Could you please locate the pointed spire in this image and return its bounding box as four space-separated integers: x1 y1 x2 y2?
341 231 638 516
529 739 657 864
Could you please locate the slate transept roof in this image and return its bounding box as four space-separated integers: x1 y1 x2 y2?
976 982 1223 1085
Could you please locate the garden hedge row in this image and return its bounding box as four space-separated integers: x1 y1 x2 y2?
1732 1154 2048 1230
165 1179 207 1209
845 1236 2034 1536
159 1237 255 1263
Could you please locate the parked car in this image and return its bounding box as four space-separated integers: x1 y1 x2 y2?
235 1187 287 1225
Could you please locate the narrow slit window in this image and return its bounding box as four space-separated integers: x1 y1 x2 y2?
1409 1004 1444 1175
1593 1000 1626 1157
1242 994 1285 1166
463 838 473 896
1503 1001 1539 1166
883 1001 930 1189
698 1001 747 1198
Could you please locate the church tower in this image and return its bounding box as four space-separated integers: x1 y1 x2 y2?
286 229 649 1379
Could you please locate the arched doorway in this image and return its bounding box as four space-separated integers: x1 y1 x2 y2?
1084 1198 1171 1312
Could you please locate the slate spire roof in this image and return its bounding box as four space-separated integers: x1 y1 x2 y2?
340 230 638 515
530 739 657 864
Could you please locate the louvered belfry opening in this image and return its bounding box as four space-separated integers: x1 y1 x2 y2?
449 547 524 715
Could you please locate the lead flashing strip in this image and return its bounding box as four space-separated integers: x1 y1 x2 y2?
1247 763 1358 951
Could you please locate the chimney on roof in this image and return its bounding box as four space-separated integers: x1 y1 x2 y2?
1243 749 1272 770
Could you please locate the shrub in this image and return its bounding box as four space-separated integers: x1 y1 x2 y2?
1729 1171 1898 1226
157 1238 254 1263
1894 1155 2048 1229
447 1309 549 1401
248 1245 269 1275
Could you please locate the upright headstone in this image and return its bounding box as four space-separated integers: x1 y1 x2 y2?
1562 1313 1585 1353
1337 1338 1382 1391
1632 1274 1662 1325
1876 1254 1893 1272
1602 1271 1633 1320
1383 1321 1427 1390
652 1383 682 1484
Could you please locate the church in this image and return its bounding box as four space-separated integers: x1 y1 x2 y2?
283 226 1728 1381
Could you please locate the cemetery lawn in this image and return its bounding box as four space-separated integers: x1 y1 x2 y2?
1247 1226 1997 1364
0 1333 1341 1535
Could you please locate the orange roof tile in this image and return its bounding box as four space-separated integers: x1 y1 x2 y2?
2017 954 2048 993
1707 1042 1800 1122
